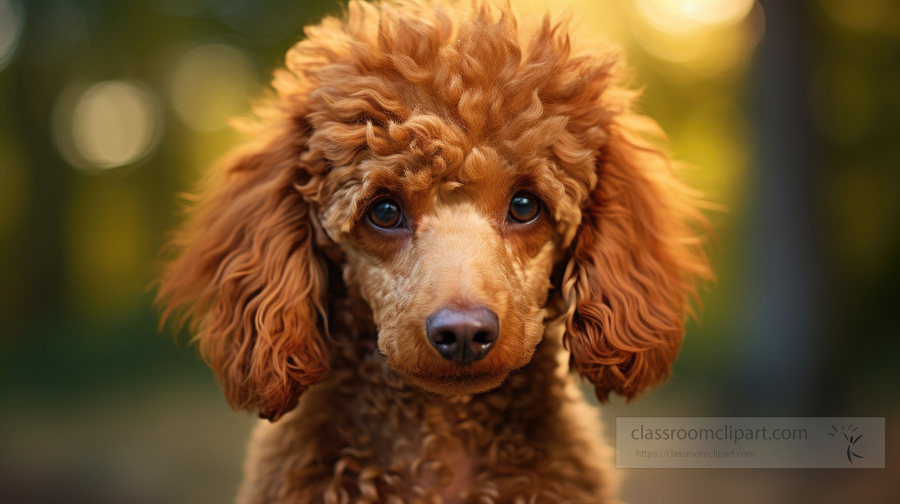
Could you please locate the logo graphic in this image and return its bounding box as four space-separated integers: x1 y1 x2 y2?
830 423 864 463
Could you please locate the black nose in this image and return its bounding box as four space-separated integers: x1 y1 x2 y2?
426 306 499 363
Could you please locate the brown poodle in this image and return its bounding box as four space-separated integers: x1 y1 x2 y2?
157 1 711 502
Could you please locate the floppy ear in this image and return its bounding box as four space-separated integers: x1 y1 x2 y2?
561 114 712 401
157 126 329 421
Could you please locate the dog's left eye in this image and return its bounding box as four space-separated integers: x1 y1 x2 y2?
508 193 541 223
368 199 403 228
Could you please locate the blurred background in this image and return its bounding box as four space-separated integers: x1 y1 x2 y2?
0 0 898 502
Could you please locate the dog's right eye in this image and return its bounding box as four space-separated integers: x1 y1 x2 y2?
508 192 541 223
368 199 402 228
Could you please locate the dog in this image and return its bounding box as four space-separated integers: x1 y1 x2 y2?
157 1 711 502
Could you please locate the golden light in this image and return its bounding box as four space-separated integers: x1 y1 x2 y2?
53 80 163 171
630 0 763 75
512 0 629 45
636 0 756 34
169 43 256 132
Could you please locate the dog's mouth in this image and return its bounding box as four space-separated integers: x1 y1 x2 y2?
397 365 512 396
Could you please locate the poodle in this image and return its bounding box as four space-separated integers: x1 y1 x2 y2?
157 1 711 502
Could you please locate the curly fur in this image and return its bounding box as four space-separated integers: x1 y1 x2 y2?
157 1 711 502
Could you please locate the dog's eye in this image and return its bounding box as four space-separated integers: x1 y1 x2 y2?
369 199 402 228
508 193 540 223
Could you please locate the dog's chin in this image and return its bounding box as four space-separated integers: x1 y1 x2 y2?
393 365 511 396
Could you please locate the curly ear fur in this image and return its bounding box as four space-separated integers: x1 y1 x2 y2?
562 114 713 401
156 125 329 421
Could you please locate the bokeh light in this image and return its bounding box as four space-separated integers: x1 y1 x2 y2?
52 80 163 171
0 0 25 71
636 0 756 34
169 43 256 132
631 0 763 74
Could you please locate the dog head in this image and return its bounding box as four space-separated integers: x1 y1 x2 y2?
157 0 711 420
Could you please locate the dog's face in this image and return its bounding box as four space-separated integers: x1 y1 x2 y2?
157 0 712 421
334 152 567 395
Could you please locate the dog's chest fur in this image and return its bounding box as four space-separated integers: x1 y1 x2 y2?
236 327 614 504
